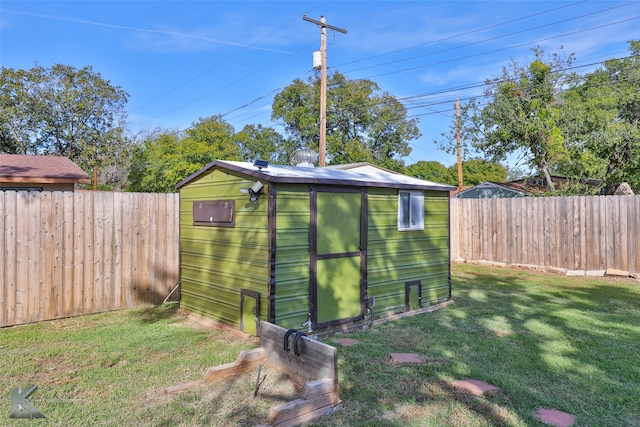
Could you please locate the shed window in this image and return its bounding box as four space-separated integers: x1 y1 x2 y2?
398 191 424 231
193 200 235 227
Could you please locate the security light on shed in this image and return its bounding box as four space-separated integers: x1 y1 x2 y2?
240 181 264 202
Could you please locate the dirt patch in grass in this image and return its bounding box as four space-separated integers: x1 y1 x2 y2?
487 328 513 337
144 364 300 426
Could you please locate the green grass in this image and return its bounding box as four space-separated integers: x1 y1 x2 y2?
0 305 261 426
321 265 640 426
1 265 639 426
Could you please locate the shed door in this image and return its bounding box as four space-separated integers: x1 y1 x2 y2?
311 189 367 327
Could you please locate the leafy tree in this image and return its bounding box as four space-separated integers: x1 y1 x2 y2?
405 158 506 186
272 71 419 171
405 161 454 185
452 158 507 186
128 116 241 192
183 115 239 160
457 49 575 191
0 67 41 154
235 124 292 164
0 64 129 172
559 41 640 191
128 132 180 193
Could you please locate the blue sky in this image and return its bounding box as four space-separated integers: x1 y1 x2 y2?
1 1 639 169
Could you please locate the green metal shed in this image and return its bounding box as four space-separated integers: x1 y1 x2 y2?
176 160 455 335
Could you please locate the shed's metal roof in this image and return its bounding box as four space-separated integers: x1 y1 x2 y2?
176 160 455 192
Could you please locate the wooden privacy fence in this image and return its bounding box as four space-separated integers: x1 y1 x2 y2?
3 191 638 328
450 196 640 274
1 191 180 328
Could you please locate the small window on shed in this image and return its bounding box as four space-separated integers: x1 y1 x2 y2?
398 191 424 231
193 200 235 227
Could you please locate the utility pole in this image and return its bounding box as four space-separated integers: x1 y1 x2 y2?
455 98 463 191
303 15 346 167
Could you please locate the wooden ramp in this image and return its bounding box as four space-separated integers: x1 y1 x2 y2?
163 347 266 394
164 321 339 426
260 321 339 426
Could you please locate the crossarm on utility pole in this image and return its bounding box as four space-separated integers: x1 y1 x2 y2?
302 15 347 34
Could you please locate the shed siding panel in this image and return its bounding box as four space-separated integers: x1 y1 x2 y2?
367 189 450 316
274 185 311 329
180 170 268 328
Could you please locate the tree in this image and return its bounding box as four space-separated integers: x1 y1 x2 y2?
0 67 41 154
0 64 130 173
559 41 640 191
405 158 506 186
459 49 575 191
128 132 180 193
128 116 241 192
272 71 419 171
405 161 454 185
235 124 292 164
452 158 507 186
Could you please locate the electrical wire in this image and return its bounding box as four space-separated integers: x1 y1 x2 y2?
339 1 637 75
130 2 331 116
131 1 639 157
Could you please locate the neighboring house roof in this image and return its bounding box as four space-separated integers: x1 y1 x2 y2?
506 175 603 195
449 185 473 198
0 154 91 184
176 160 456 192
456 182 526 199
456 175 604 198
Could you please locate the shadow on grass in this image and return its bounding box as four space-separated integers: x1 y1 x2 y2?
130 304 181 324
324 265 640 426
135 266 639 426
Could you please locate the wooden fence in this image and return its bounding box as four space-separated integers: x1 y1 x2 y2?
450 196 640 274
3 192 638 328
1 191 180 328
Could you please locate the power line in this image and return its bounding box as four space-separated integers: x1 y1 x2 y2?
357 15 640 81
136 1 413 128
130 2 334 116
397 54 638 105
336 0 591 70
134 3 638 143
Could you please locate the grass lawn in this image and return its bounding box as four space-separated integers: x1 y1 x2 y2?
2 264 639 426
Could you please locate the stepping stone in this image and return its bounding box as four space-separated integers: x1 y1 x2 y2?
533 408 576 427
451 379 500 396
390 353 423 364
334 338 361 347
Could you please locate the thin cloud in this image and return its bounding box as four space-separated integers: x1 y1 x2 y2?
3 9 293 54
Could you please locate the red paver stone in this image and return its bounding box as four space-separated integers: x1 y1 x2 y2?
390 353 423 364
533 408 576 427
334 338 361 347
451 379 500 396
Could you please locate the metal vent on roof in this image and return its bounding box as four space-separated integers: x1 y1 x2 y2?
290 149 318 167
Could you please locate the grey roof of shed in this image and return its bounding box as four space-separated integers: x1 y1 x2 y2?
0 154 91 184
176 160 455 192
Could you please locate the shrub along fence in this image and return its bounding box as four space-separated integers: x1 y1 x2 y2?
0 190 179 328
450 195 640 275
